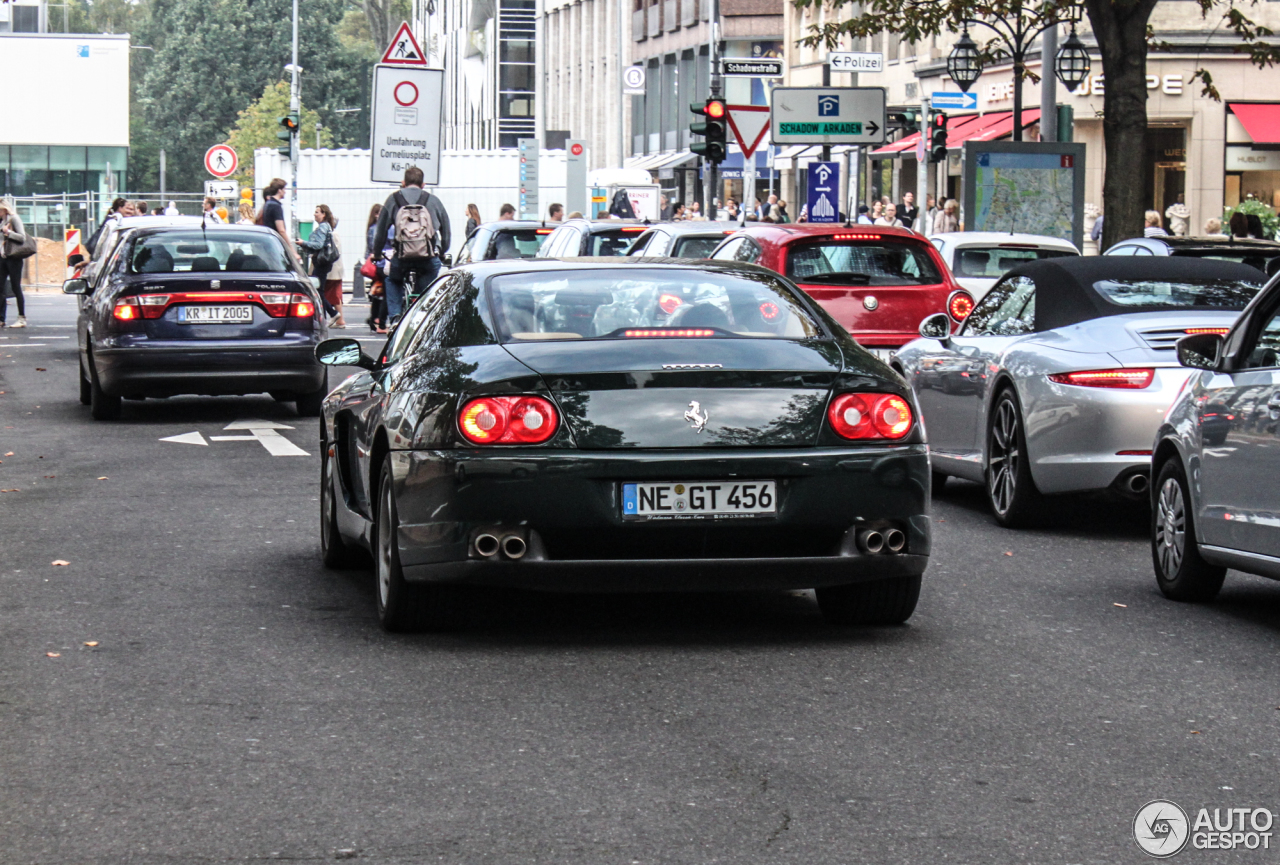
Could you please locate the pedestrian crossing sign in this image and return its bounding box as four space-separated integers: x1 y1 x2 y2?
381 21 427 66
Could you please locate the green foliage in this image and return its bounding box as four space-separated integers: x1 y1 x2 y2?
1223 199 1279 240
224 81 333 185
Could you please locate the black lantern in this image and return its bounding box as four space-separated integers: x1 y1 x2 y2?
947 30 982 93
1055 26 1091 92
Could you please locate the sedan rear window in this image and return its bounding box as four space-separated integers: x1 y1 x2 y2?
786 240 942 285
489 229 550 259
671 236 723 259
488 269 823 341
1093 278 1264 310
952 246 1076 278
131 230 292 274
588 230 642 257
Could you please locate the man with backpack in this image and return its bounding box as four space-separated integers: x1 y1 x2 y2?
372 166 452 322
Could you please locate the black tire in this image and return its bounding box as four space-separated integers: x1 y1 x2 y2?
374 458 452 631
985 388 1044 527
321 439 367 569
78 356 92 406
294 373 327 418
1152 459 1226 602
817 575 922 626
88 353 121 421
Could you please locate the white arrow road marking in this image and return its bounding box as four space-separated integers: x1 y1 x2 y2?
210 421 309 456
222 419 296 430
159 431 209 446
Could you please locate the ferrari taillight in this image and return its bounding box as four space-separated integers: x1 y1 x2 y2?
1048 368 1155 389
827 393 914 440
458 395 559 445
947 290 975 322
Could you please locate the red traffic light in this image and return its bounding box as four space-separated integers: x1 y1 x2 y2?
932 112 947 129
706 99 726 119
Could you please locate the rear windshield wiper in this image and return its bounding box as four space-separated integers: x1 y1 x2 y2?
791 271 872 285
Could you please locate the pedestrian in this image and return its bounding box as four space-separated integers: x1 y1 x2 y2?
372 165 451 323
261 182 289 241
857 205 873 225
120 200 138 217
672 203 686 220
875 203 904 228
1247 213 1266 239
659 194 673 220
566 211 583 219
870 200 884 222
1091 211 1105 246
498 203 516 221
237 200 255 225
689 202 702 220
548 202 564 222
1143 210 1168 237
298 204 345 328
899 191 919 230
1203 216 1226 238
202 197 224 224
135 200 149 218
1229 211 1250 239
86 197 128 255
725 199 739 220
0 197 31 328
935 199 960 233
924 194 938 234
465 203 481 236
776 199 790 223
165 201 180 216
364 203 386 333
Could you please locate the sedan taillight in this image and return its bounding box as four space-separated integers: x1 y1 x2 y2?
112 297 139 321
138 295 171 319
261 293 314 318
1048 368 1155 389
459 395 560 445
828 393 914 440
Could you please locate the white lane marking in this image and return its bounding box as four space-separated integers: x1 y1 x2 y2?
2 344 48 347
160 431 209 446
208 420 309 456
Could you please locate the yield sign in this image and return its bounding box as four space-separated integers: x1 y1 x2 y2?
381 21 427 66
725 105 771 159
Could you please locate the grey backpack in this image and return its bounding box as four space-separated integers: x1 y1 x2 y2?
393 191 437 262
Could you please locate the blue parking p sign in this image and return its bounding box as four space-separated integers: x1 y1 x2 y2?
806 161 840 223
817 94 840 117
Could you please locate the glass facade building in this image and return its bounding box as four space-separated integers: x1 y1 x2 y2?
0 145 127 197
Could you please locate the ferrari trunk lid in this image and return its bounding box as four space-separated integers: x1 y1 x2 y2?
503 338 841 449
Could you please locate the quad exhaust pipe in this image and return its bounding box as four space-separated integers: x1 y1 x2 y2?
857 527 907 555
473 531 528 560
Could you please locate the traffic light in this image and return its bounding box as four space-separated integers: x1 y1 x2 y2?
689 98 728 164
930 111 948 163
887 109 919 129
277 113 299 157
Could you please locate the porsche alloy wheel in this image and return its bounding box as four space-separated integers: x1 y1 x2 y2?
985 390 1043 527
1151 459 1225 602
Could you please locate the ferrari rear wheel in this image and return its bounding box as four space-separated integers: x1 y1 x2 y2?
375 457 451 631
985 389 1043 528
816 575 921 626
1152 459 1225 602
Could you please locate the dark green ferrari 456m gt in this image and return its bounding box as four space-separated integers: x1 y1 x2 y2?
314 258 930 631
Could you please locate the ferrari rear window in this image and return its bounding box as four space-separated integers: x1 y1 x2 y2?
130 230 292 274
786 241 942 286
1093 278 1263 310
488 269 823 341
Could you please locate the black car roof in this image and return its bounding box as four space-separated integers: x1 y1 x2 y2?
1003 256 1267 332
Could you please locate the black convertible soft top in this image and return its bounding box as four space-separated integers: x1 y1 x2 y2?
1001 256 1267 332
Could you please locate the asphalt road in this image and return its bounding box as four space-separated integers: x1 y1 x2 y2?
3 295 1280 864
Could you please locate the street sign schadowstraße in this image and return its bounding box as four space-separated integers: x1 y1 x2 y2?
770 87 887 145
721 57 784 78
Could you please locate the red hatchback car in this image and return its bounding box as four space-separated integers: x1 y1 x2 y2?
710 224 972 355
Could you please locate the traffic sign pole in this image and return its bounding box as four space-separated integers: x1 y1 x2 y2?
917 98 929 234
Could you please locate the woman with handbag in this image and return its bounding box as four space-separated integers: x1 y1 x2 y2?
297 204 345 328
0 197 35 329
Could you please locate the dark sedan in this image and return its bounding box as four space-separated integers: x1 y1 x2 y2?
315 258 931 631
64 224 328 420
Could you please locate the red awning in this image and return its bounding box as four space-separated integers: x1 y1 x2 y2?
868 111 1033 157
1229 103 1280 144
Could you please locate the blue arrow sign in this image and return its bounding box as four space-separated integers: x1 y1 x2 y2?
931 91 977 110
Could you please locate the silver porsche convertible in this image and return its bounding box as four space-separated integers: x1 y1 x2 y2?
891 256 1266 526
